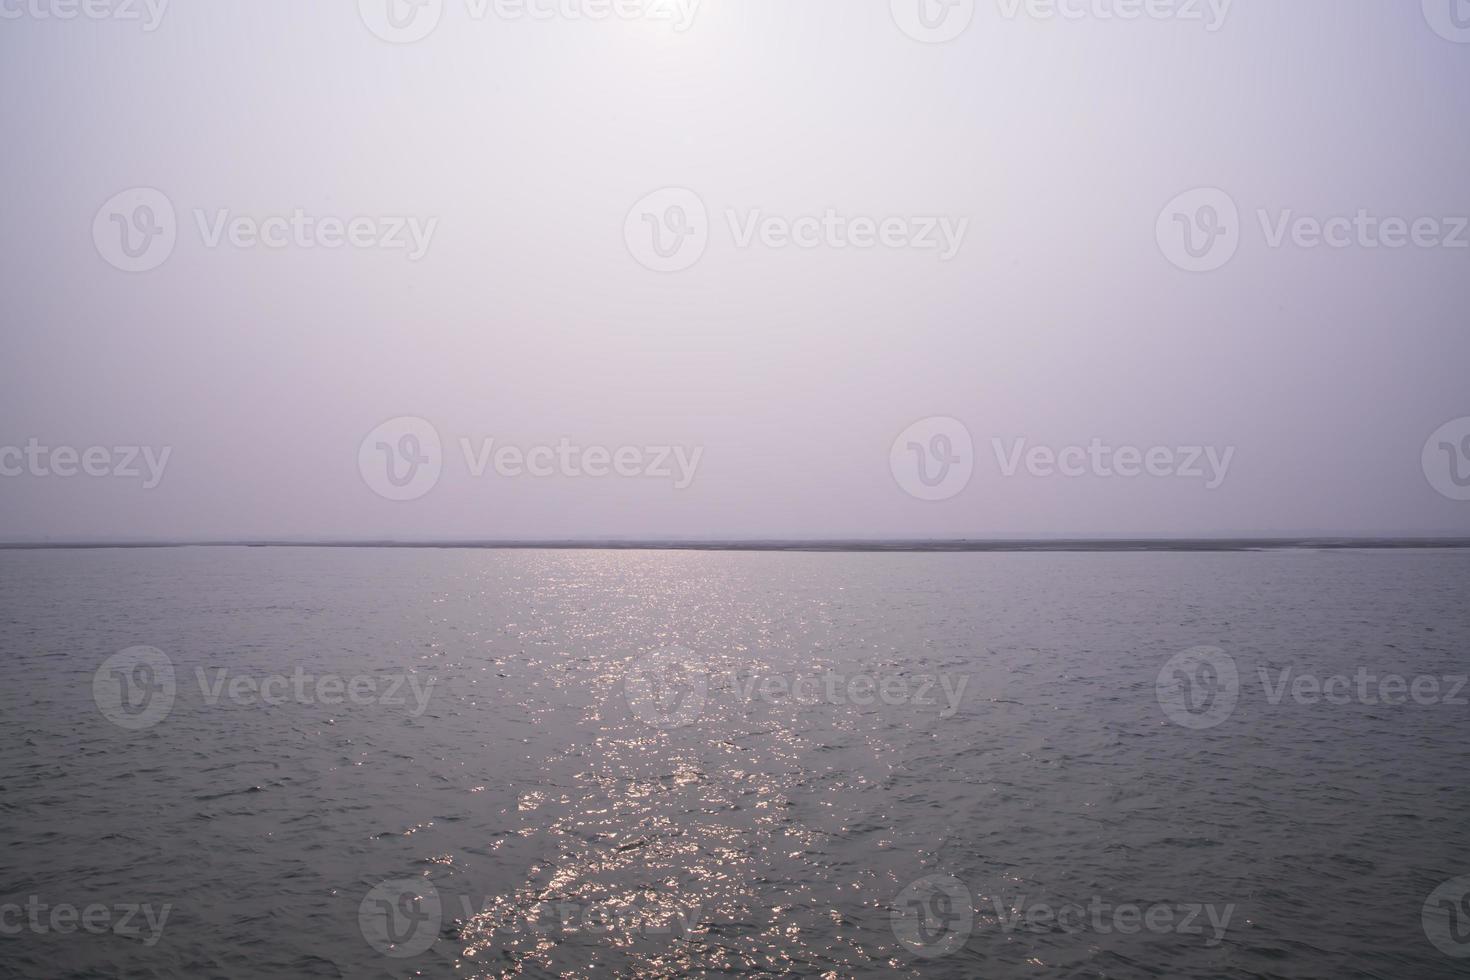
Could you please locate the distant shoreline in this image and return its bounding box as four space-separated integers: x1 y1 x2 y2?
3 538 1470 553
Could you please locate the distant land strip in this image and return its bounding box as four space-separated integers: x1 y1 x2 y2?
3 538 1470 552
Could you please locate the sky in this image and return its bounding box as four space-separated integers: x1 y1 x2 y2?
2 0 1469 541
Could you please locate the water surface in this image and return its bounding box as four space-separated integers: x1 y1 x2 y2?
1 548 1467 977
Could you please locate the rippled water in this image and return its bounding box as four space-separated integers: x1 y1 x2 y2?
2 547 1468 978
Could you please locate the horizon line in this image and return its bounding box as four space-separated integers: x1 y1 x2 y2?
4 536 1470 553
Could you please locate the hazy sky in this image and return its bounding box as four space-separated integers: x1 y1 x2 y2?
2 0 1469 541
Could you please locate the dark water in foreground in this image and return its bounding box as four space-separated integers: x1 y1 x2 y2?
1 547 1468 978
